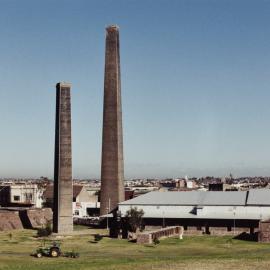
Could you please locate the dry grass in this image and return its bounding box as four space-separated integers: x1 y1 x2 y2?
0 228 270 270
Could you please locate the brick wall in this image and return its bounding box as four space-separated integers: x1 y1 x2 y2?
26 208 53 228
0 211 23 231
258 220 270 242
137 226 183 244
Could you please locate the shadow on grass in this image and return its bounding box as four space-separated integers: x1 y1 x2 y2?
128 239 137 243
233 232 258 242
89 233 110 238
143 244 156 248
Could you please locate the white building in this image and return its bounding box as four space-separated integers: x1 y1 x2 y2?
73 201 100 218
43 184 100 218
0 184 43 208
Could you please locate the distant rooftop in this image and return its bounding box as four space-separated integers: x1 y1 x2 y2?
44 185 83 200
247 189 270 205
119 189 270 206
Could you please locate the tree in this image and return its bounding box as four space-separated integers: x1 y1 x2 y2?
125 207 144 233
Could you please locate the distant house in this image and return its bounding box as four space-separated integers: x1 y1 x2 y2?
208 183 237 191
43 185 100 217
125 190 134 201
0 184 43 208
43 184 93 205
72 185 92 203
208 183 223 191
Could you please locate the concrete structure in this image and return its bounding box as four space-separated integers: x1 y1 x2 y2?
0 184 43 207
53 82 73 233
100 25 125 215
119 189 270 233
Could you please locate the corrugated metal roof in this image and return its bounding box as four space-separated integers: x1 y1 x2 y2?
119 191 248 206
247 189 270 205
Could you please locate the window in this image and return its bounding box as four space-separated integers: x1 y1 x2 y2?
25 193 33 201
14 196 20 201
74 210 79 216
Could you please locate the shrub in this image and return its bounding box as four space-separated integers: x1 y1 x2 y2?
94 234 103 242
125 207 144 233
153 237 160 245
37 222 52 237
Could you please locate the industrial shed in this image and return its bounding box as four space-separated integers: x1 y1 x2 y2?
119 189 270 232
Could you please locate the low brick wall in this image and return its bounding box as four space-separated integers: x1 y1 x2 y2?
209 227 251 236
258 220 270 242
0 208 52 230
143 225 257 237
137 226 183 244
0 210 23 231
26 208 52 228
144 225 162 231
183 226 204 235
74 217 99 226
183 226 254 236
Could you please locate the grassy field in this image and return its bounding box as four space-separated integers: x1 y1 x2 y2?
1 227 270 270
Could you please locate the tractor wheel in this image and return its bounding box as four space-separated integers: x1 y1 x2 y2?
50 248 60 257
36 252 42 258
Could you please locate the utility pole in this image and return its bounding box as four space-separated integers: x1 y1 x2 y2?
162 210 165 228
106 198 111 230
233 207 236 235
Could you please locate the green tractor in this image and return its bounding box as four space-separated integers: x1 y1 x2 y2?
33 242 79 258
35 242 61 258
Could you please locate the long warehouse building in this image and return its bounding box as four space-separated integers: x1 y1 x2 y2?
119 189 270 231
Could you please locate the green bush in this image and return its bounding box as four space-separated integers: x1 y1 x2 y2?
37 222 52 237
94 234 103 242
125 207 144 233
153 237 160 245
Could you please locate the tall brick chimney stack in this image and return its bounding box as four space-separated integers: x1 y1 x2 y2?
53 82 73 233
100 25 125 216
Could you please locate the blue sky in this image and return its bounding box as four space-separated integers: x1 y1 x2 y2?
0 0 270 178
